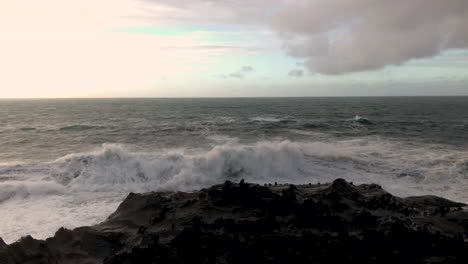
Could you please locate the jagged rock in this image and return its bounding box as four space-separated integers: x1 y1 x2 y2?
0 238 6 249
0 179 467 264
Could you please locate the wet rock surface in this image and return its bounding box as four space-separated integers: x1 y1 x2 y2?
1 179 467 264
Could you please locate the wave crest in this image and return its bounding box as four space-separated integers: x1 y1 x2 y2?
49 142 315 193
1 140 467 203
1 139 468 243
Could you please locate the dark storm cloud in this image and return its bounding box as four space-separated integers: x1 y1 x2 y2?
148 0 468 75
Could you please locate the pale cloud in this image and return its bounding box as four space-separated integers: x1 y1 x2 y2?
241 66 254 72
288 70 304 77
147 0 468 75
161 45 264 54
226 66 255 79
230 73 244 78
142 0 272 24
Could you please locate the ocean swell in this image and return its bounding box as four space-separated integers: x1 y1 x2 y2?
59 125 102 131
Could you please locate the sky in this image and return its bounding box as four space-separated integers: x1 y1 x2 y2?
1 0 468 98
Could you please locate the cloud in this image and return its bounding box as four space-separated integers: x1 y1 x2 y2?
143 0 271 24
275 0 468 75
230 73 244 78
288 70 304 77
226 66 255 78
241 66 254 72
148 0 468 75
229 72 244 78
161 45 263 52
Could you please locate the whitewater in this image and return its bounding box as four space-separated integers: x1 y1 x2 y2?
0 97 467 243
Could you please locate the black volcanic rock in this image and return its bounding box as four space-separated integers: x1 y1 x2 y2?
1 179 467 264
0 238 6 249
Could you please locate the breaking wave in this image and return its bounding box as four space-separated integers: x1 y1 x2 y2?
2 140 467 200
353 115 374 125
0 139 467 243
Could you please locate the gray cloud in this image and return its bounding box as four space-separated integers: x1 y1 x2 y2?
148 0 468 75
241 66 254 72
288 69 304 77
144 0 271 24
226 66 255 78
230 73 244 78
275 0 468 74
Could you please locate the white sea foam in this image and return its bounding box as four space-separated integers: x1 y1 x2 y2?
250 116 282 122
0 139 467 243
205 135 239 144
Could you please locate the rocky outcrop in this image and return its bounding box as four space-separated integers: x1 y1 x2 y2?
1 179 467 263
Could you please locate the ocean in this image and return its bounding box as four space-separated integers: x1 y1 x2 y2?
1 97 467 243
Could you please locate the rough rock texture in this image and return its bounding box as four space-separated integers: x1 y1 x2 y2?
1 179 467 264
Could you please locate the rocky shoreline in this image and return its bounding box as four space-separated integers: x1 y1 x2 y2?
1 179 467 263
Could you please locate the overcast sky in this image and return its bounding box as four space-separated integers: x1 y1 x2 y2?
1 0 468 98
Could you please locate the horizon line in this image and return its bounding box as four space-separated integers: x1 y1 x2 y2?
2 95 468 100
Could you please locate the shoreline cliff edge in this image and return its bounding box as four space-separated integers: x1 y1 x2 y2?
1 179 467 263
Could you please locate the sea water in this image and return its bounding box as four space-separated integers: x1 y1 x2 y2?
0 97 467 243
